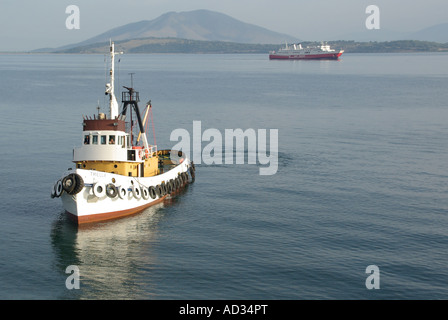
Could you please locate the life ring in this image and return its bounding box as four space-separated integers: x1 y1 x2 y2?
132 185 141 199
93 182 106 198
118 186 127 199
62 174 76 194
55 180 64 197
106 183 118 198
166 181 172 194
173 177 178 189
179 172 185 184
189 167 195 182
155 185 162 198
54 180 63 197
71 174 84 195
148 186 157 199
161 182 167 195
141 187 150 200
169 179 176 192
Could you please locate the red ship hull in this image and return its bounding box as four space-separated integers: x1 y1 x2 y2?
269 51 343 60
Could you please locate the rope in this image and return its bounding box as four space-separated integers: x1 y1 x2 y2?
145 106 149 134
150 106 157 146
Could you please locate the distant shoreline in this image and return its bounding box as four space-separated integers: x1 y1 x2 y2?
3 39 448 54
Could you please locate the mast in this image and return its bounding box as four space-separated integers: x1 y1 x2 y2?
121 87 150 151
105 40 122 119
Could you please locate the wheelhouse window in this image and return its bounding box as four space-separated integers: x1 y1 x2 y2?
118 136 125 148
109 135 116 144
101 135 107 145
92 135 98 145
84 135 90 145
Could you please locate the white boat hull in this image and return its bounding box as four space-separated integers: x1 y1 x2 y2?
58 159 192 224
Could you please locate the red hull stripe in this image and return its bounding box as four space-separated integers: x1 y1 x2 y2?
66 196 167 224
65 182 188 224
269 52 342 60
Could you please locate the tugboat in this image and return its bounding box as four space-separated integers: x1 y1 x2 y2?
269 42 344 60
51 41 195 224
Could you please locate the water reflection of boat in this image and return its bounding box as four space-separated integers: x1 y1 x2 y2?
50 203 166 299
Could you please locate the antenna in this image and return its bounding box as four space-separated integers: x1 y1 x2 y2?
106 40 123 120
129 72 135 88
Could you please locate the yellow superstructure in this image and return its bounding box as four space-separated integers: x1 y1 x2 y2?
76 155 159 177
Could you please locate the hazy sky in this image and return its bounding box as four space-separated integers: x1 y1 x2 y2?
1 0 447 51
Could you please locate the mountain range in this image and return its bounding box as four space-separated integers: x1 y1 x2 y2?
407 23 448 42
40 10 448 53
53 10 299 52
335 23 448 43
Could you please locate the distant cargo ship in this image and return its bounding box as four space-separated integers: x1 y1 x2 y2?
269 43 344 60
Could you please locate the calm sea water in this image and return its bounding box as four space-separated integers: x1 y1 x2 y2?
1 52 448 300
